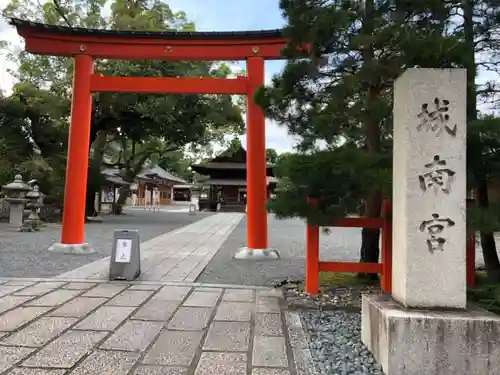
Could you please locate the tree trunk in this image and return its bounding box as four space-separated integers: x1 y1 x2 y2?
359 0 382 273
463 0 500 280
85 131 107 218
113 185 131 214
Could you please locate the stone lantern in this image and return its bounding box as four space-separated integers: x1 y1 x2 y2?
2 174 31 228
21 185 42 232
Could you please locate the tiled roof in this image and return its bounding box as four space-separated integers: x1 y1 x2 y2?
9 18 284 40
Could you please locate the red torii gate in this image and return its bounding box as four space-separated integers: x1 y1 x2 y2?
10 18 288 256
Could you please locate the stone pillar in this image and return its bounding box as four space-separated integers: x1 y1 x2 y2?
361 68 500 375
2 175 31 229
392 68 467 309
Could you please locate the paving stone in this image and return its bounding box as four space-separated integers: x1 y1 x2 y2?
0 285 27 297
1 316 77 347
222 289 254 302
195 352 247 375
256 297 281 313
134 366 188 375
75 306 135 331
252 336 288 367
25 289 81 307
3 281 36 287
49 297 107 318
183 291 220 307
0 306 51 331
255 313 283 336
128 284 162 291
0 346 36 373
81 283 128 298
7 368 67 375
256 289 284 298
154 286 191 301
62 282 97 290
168 307 212 330
252 370 291 375
195 287 223 293
100 320 163 351
106 290 154 307
133 300 179 321
214 302 252 322
22 330 107 368
203 321 250 351
13 283 65 296
143 330 203 366
0 295 33 314
70 349 140 374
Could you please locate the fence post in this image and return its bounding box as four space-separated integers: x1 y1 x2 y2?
305 197 320 295
381 200 392 293
466 234 476 288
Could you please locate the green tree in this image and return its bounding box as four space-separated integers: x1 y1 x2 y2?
266 148 278 165
2 0 245 216
257 0 459 269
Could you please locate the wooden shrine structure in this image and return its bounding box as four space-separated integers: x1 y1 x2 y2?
192 145 277 212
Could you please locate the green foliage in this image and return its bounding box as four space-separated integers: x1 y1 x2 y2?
468 272 500 314
265 148 278 165
1 0 245 210
268 148 391 224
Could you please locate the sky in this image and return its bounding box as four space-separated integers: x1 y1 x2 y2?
0 0 300 153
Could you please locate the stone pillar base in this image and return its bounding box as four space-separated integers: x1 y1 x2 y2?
234 247 280 260
361 294 500 375
48 242 95 255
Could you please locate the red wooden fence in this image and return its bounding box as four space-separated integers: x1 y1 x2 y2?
305 197 477 295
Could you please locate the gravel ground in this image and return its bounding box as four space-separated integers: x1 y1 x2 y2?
197 214 365 286
0 209 211 278
197 214 493 286
300 310 385 375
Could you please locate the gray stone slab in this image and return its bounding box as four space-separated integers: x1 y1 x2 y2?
3 281 36 286
129 284 162 291
25 289 81 306
195 352 247 375
143 330 203 366
183 291 220 307
133 300 180 321
62 282 97 290
75 306 135 331
291 348 318 375
82 283 128 298
256 289 284 298
1 316 77 347
0 285 27 297
13 283 65 296
154 286 191 301
203 321 250 351
223 289 255 302
168 307 212 330
195 287 223 293
106 290 154 307
100 320 163 351
134 366 188 375
252 370 291 375
0 346 36 373
284 312 309 350
252 336 288 367
214 302 252 322
0 306 51 331
256 297 281 313
7 369 67 375
70 349 140 374
23 330 107 368
49 297 107 318
0 295 33 314
255 313 283 336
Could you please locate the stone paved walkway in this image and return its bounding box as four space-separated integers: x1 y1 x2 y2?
57 213 244 282
0 278 316 375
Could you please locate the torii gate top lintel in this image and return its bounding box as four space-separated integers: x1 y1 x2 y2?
9 18 288 61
